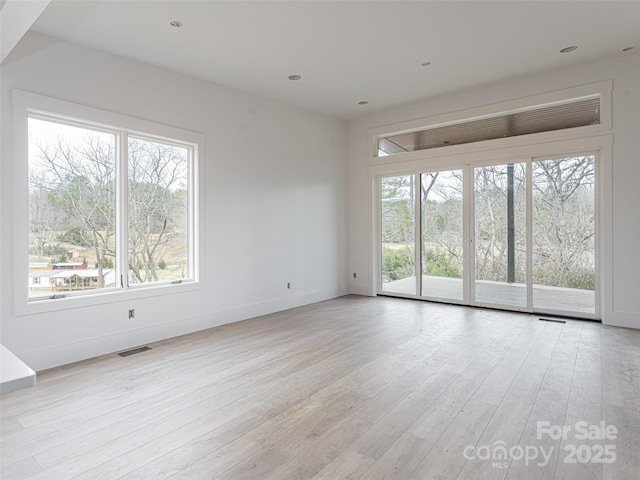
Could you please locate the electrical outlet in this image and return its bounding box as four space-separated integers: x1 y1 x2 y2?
128 309 135 319
353 272 357 279
287 282 291 289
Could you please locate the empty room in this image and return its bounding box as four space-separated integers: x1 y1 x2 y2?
1 1 639 479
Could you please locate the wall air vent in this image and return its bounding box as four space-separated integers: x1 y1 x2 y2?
377 96 600 156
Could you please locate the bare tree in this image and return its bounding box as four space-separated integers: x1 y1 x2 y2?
472 164 528 283
381 175 414 244
378 157 594 291
127 138 188 284
28 118 192 296
29 169 67 259
532 156 595 289
31 133 116 286
421 171 464 278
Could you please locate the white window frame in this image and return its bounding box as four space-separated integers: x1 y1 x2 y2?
13 90 205 316
369 81 613 321
369 80 613 163
372 136 612 321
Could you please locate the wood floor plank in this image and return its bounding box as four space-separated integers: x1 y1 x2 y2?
409 398 498 479
261 315 525 479
0 296 637 480
505 322 583 480
0 456 42 479
311 450 376 480
165 387 367 479
409 319 528 443
470 320 547 406
119 412 268 480
455 322 564 480
1 314 371 465
258 373 432 480
357 431 434 480
601 326 640 413
602 404 640 480
554 323 604 480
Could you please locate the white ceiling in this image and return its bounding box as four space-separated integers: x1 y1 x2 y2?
29 0 640 119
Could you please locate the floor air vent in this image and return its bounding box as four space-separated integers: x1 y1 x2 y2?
539 318 567 324
118 346 152 357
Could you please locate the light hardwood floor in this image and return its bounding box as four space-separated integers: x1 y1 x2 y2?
1 295 639 479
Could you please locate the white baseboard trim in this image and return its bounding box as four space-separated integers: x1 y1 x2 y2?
348 286 376 296
603 311 640 329
18 288 347 371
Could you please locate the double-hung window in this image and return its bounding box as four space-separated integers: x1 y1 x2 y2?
15 91 202 307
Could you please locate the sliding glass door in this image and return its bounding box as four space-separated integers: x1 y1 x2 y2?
380 175 416 295
473 163 527 308
378 154 598 319
421 170 464 301
531 155 596 315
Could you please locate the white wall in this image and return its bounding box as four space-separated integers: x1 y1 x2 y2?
0 32 348 370
348 53 640 329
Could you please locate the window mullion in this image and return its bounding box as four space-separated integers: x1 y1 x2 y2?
116 130 129 290
188 146 198 282
415 173 421 297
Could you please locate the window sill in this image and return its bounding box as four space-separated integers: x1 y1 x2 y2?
15 280 203 317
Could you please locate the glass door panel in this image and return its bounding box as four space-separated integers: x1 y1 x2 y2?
420 170 464 301
532 156 596 314
377 153 598 320
473 163 527 308
381 175 416 295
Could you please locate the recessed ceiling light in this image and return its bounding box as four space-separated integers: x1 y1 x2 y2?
358 101 369 105
170 20 183 28
560 46 578 53
421 61 432 67
288 74 302 81
622 46 635 52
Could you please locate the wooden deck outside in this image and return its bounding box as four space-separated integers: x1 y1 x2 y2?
383 276 595 315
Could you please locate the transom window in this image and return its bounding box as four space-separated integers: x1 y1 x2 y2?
377 95 602 156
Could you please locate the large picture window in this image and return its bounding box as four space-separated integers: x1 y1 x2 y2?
26 111 199 302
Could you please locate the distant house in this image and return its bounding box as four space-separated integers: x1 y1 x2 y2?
52 262 88 270
28 270 57 288
28 262 51 272
50 269 116 291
